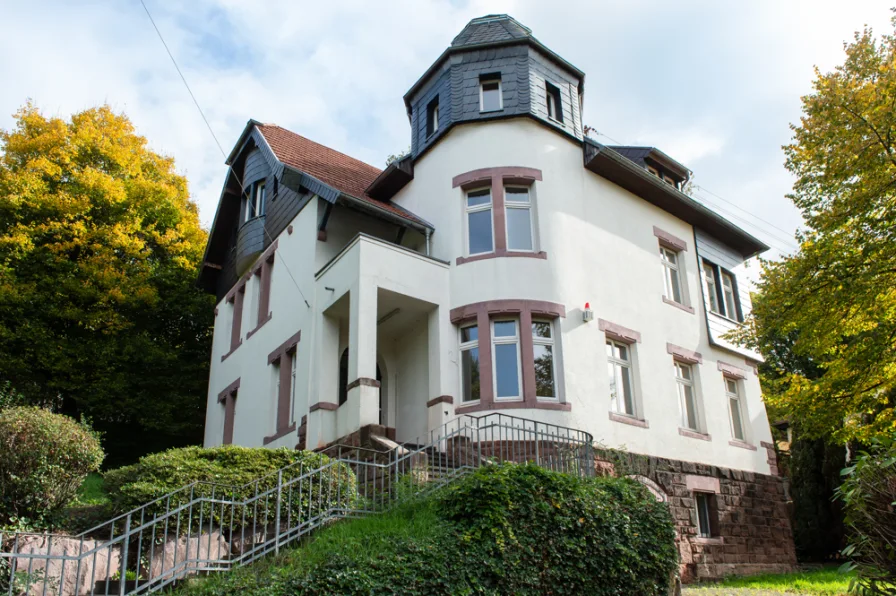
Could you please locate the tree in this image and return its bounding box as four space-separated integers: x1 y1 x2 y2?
735 14 896 444
0 103 214 466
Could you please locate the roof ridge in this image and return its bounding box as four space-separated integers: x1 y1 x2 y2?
258 123 382 175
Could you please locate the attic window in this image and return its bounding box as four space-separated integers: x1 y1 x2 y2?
545 82 563 123
480 75 503 112
426 97 440 137
647 165 679 189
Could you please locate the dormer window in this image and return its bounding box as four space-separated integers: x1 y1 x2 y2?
480 75 503 112
647 165 680 189
246 181 266 222
426 97 439 137
545 81 563 123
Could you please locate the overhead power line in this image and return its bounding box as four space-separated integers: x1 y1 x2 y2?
139 0 311 308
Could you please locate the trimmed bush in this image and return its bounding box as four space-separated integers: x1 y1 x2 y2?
104 446 356 533
177 462 678 595
837 436 896 593
0 407 104 527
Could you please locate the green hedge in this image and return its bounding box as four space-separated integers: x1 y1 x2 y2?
178 462 678 595
104 446 357 533
0 407 104 527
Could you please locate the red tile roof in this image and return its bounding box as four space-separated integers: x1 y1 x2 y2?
256 124 428 227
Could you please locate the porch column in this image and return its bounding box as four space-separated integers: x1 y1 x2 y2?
344 281 379 433
427 305 455 433
307 312 339 449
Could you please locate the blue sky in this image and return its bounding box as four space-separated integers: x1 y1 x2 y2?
0 0 891 263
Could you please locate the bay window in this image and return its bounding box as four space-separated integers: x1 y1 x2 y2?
702 259 743 322
460 325 481 403
721 272 740 321
505 186 533 251
703 261 720 314
246 180 265 221
532 321 556 399
465 188 493 255
492 320 522 400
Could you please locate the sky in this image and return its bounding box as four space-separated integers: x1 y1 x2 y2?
0 0 891 264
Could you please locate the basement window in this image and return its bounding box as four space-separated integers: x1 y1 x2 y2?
695 492 720 538
545 81 563 123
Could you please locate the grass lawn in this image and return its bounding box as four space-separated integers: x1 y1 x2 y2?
684 567 854 596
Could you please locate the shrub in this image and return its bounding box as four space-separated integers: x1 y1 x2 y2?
104 446 357 534
0 407 104 527
837 436 896 594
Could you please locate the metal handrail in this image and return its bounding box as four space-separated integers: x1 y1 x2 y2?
0 412 595 595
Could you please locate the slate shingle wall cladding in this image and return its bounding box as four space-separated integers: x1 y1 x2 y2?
597 449 797 583
409 43 582 158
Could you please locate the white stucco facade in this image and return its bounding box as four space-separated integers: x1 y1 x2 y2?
204 114 774 475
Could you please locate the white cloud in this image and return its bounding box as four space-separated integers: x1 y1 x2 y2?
0 0 891 248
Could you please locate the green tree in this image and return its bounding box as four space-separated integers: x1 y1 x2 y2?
0 103 214 466
735 15 896 444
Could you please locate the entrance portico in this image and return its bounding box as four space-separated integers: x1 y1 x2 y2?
307 234 452 449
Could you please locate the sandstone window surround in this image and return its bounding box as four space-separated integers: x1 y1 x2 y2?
654 226 694 314
263 330 301 445
451 299 568 415
598 318 648 428
217 378 240 445
686 475 723 544
452 167 547 265
668 343 710 441
221 240 279 361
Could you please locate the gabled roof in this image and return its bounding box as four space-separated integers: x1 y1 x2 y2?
254 124 431 228
451 14 532 47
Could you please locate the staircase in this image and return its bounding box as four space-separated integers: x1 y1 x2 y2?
0 413 594 596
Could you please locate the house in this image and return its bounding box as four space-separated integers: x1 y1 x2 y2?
198 14 796 581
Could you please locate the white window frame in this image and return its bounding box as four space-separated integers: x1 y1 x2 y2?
491 319 523 402
702 260 721 315
464 187 494 256
459 324 480 403
606 339 637 417
725 376 747 441
660 247 684 305
479 77 503 112
721 271 740 321
426 97 439 136
545 81 563 122
504 185 535 253
532 319 557 400
289 351 297 424
246 181 266 222
675 361 700 431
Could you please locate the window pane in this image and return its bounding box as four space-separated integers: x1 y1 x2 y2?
467 189 491 207
494 320 516 337
494 343 520 398
605 341 615 358
481 81 501 111
461 347 480 402
724 287 738 320
661 248 677 266
533 321 552 338
676 363 692 381
681 384 698 429
468 209 493 254
696 494 712 537
730 397 745 440
607 361 617 403
506 207 533 251
620 366 634 415
505 187 529 203
461 325 478 343
617 344 628 361
665 266 682 303
534 344 555 398
726 379 738 395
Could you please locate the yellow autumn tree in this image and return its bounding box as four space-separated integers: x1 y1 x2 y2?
0 103 214 465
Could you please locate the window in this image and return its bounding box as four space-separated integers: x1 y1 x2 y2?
271 360 281 429
505 186 533 251
460 325 481 403
660 247 683 304
545 81 563 122
721 271 740 321
606 340 635 416
675 361 699 431
246 181 266 221
480 76 502 112
465 188 494 255
647 165 660 178
702 261 721 314
426 97 439 136
662 174 677 188
338 348 349 406
492 320 522 400
726 377 745 441
250 275 262 327
532 321 556 399
702 260 743 321
695 493 718 538
290 352 297 424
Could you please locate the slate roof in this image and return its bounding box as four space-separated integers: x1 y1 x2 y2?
256 124 430 227
607 145 690 180
451 14 532 47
